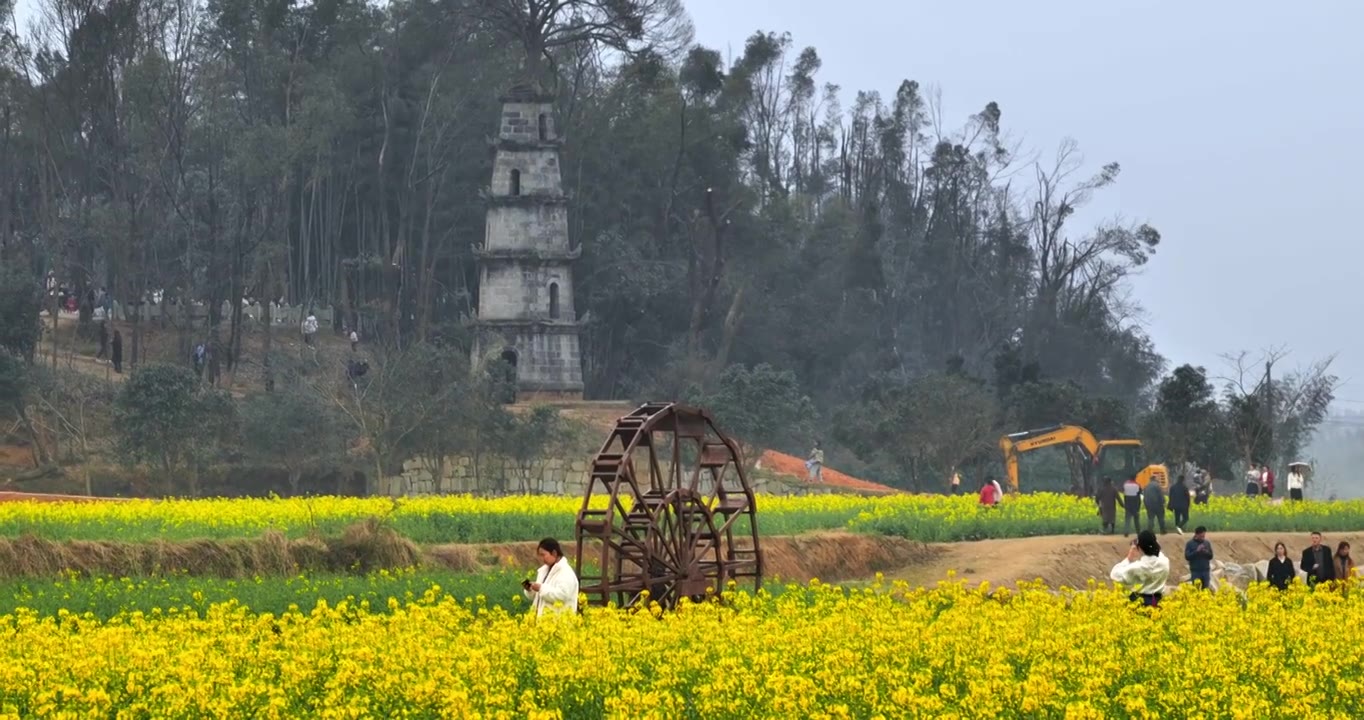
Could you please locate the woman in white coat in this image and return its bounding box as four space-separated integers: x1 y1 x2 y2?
1110 530 1170 607
523 537 579 617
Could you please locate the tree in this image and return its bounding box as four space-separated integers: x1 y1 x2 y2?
0 265 41 361
1139 364 1233 476
470 0 692 86
317 341 478 494
901 373 999 491
692 363 816 467
499 405 570 494
835 372 998 491
1220 349 1338 471
26 366 117 490
114 363 236 495
0 352 41 465
241 389 348 495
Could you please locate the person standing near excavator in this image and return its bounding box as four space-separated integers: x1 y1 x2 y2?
1096 477 1118 534
1143 479 1168 534
1122 477 1142 537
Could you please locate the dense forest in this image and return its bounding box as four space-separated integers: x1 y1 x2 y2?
0 0 1338 493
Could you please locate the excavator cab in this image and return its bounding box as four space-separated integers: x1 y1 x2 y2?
1095 440 1168 491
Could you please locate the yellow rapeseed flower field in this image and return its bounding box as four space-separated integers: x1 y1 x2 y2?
0 579 1360 718
0 494 882 543
2 492 1359 544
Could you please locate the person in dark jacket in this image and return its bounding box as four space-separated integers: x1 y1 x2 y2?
1267 542 1295 590
1168 475 1191 533
1192 471 1212 505
1301 531 1336 587
1143 480 1167 534
1184 526 1214 589
1096 477 1118 534
111 330 123 373
1334 542 1355 583
95 321 109 361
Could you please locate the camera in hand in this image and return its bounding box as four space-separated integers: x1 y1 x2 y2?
521 579 532 590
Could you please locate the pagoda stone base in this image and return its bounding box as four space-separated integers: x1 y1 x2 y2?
473 326 583 398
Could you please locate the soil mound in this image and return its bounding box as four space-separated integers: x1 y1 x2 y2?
757 450 899 494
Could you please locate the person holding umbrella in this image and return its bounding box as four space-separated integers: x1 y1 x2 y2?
1287 462 1309 502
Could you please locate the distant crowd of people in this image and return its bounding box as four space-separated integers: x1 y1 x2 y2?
1109 528 1357 607
1090 465 1308 539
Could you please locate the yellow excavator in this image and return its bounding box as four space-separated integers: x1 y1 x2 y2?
999 424 1169 495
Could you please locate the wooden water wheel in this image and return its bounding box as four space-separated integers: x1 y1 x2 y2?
574 402 763 608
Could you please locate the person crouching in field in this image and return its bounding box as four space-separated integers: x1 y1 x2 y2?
523 538 579 617
978 478 997 507
1111 530 1170 607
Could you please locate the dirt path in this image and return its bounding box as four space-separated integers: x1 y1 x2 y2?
889 531 1364 590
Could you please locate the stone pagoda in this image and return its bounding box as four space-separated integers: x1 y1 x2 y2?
470 84 584 400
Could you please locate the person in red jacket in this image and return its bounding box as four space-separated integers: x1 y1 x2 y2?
978 479 996 507
1261 464 1276 497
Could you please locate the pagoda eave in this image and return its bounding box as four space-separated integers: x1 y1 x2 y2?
487 135 564 152
481 192 571 208
471 245 582 262
471 317 587 331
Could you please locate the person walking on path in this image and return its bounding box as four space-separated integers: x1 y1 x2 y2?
302 311 319 346
806 442 824 483
95 321 109 362
1268 542 1296 590
1168 475 1191 533
1143 479 1167 534
1122 477 1142 537
1111 530 1170 607
1184 527 1214 590
1096 477 1118 534
1301 532 1336 588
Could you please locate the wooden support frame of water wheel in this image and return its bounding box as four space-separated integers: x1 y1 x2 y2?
574 402 763 608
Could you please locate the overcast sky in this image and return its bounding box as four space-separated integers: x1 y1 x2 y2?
685 0 1364 407
9 0 1363 405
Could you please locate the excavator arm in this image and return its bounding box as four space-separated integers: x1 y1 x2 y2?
998 425 1102 492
